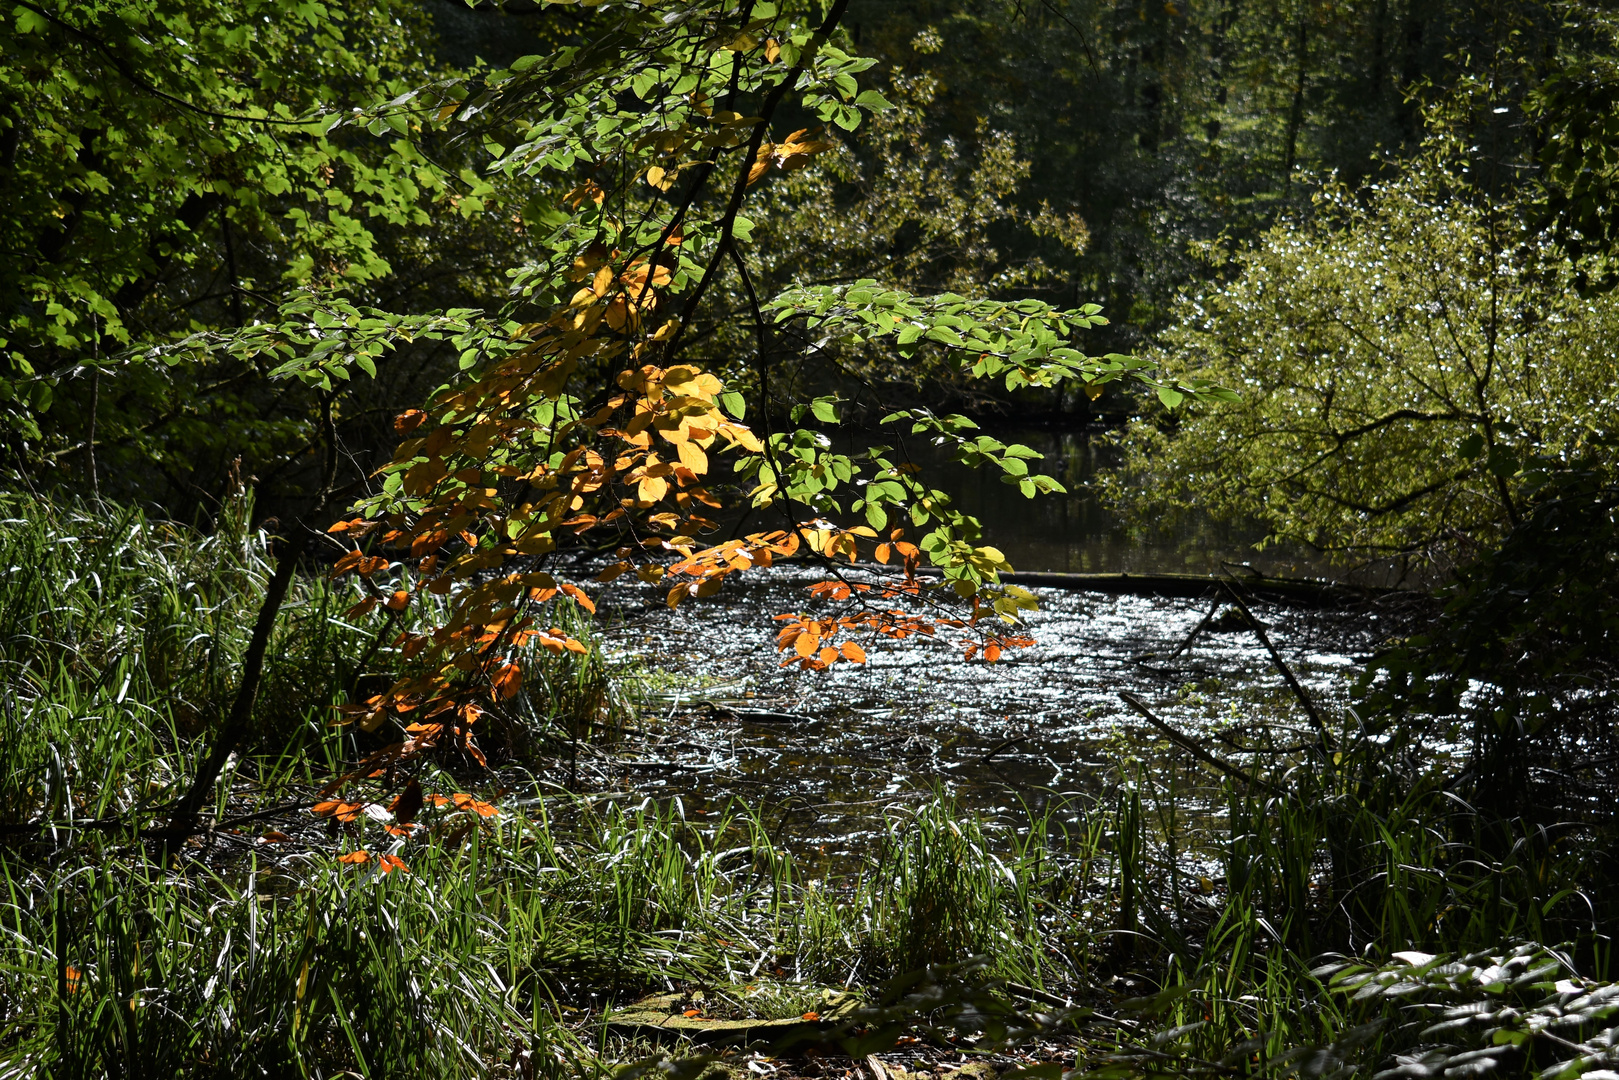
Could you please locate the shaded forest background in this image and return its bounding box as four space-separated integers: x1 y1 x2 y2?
8 0 1593 527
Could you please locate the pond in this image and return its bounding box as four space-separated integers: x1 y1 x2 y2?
590 429 1386 857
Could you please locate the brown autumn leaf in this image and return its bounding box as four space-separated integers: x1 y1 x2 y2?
490 663 523 701
390 778 424 824
312 800 365 823
259 830 294 844
343 596 378 620
338 850 371 865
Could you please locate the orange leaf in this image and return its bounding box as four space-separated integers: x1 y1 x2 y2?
343 596 378 620
491 663 523 701
839 641 867 663
312 800 365 823
683 1009 703 1018
385 589 410 611
338 851 371 865
377 853 411 875
874 543 890 564
64 966 82 993
452 793 500 818
817 646 837 666
331 549 364 575
801 1012 821 1022
559 583 596 613
259 830 293 844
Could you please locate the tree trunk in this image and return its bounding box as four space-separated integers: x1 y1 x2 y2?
1282 5 1310 186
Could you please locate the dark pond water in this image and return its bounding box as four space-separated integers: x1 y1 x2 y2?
901 428 1333 578
592 431 1383 856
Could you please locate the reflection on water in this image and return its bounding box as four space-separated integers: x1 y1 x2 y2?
602 563 1379 855
589 427 1393 860
910 427 1326 577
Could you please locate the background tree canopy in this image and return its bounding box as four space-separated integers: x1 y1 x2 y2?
1110 136 1619 572
10 0 1611 530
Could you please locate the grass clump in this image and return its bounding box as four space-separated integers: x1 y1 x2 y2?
1 845 583 1079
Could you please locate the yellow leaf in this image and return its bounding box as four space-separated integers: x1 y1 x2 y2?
677 440 709 473
718 422 763 452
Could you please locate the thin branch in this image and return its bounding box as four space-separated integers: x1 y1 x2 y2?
1219 581 1334 758
664 0 854 358
1119 692 1283 795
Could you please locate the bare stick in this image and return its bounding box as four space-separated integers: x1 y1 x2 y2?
1119 692 1283 796
165 395 341 845
1219 581 1334 755
1167 593 1221 660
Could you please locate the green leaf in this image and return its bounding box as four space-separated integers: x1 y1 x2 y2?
720 391 747 419
854 90 894 111
1156 385 1185 409
811 399 838 424
864 501 888 530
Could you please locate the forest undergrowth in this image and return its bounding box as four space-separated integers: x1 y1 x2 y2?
3 489 1618 1079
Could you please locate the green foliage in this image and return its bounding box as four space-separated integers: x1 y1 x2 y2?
1111 138 1619 570
3 847 585 1079
847 0 1576 353
1313 945 1619 1079
1355 451 1619 819
863 798 1024 978
1533 8 1619 279
0 0 543 510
